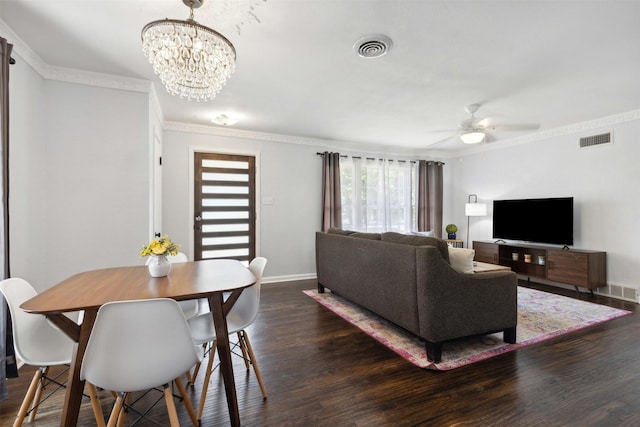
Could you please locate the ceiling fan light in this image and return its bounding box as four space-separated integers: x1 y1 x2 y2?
461 132 485 144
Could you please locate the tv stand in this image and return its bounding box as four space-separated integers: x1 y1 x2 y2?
473 241 606 290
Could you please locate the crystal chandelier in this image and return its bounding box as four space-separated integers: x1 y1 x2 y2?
141 0 236 102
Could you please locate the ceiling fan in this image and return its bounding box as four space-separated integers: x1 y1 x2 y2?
459 104 489 144
431 104 540 146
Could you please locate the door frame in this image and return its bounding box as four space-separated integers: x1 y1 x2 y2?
188 146 261 260
151 130 163 239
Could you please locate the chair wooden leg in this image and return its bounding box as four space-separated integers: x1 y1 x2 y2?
86 382 106 427
189 342 208 386
13 367 44 427
197 340 217 421
27 366 49 422
174 377 198 427
237 331 250 370
164 384 181 427
106 393 125 427
115 392 129 427
240 330 267 400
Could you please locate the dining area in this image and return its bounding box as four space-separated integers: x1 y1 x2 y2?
1 256 268 427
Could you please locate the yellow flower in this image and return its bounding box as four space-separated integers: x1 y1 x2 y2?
140 235 180 258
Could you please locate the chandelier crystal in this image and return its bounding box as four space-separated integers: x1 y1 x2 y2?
141 0 236 102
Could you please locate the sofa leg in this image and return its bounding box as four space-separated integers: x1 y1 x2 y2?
317 283 325 293
425 341 442 363
504 327 516 344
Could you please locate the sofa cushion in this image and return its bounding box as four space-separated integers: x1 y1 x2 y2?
327 228 354 236
381 232 449 262
350 232 382 240
448 247 476 274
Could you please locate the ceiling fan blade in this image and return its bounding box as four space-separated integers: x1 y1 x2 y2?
424 128 458 134
475 117 491 128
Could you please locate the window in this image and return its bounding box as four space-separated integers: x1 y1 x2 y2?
340 157 417 233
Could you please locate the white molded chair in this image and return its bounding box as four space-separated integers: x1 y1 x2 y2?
168 253 200 319
80 298 202 427
146 252 199 319
0 278 102 427
187 257 268 421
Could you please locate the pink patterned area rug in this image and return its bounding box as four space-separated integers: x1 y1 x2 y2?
303 287 631 370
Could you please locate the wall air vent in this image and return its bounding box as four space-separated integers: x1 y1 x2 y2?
579 132 612 148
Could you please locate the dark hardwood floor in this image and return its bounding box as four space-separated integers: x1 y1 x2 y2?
1 279 639 426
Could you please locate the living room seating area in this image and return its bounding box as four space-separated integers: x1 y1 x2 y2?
315 229 518 362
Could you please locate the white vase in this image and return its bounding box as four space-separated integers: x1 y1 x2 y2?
148 256 171 278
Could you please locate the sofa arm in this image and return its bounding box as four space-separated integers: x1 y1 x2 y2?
415 246 518 343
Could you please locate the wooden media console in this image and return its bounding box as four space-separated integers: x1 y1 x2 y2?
473 240 606 291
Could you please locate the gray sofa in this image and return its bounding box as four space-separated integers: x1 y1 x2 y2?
315 229 518 362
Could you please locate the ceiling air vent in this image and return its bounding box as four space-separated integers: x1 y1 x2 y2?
579 132 612 148
353 35 393 59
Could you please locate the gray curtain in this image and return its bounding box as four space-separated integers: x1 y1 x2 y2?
417 160 444 238
0 37 15 401
321 152 342 232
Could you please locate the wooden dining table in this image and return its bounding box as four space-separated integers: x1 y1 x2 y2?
20 259 256 427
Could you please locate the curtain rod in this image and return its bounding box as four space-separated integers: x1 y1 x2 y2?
316 152 444 165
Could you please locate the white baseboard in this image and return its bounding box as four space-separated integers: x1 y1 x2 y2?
262 273 317 284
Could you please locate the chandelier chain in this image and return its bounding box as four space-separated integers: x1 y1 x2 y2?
187 1 195 21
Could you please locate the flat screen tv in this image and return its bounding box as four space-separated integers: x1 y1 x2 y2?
492 197 574 245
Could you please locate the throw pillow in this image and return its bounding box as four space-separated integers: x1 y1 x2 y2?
411 230 435 237
448 247 475 274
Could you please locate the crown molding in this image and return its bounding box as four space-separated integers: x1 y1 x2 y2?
510 109 640 142
163 121 428 158
44 66 151 93
1 18 150 93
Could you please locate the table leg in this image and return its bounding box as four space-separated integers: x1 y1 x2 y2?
209 293 241 426
60 309 97 426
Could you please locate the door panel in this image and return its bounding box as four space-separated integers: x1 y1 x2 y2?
194 153 256 263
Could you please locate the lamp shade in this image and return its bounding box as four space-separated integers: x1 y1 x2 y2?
465 203 487 216
460 132 485 144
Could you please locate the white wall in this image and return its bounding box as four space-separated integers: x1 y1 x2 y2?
9 53 151 292
9 52 47 290
449 118 640 290
9 47 638 292
161 129 324 280
8 50 443 288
